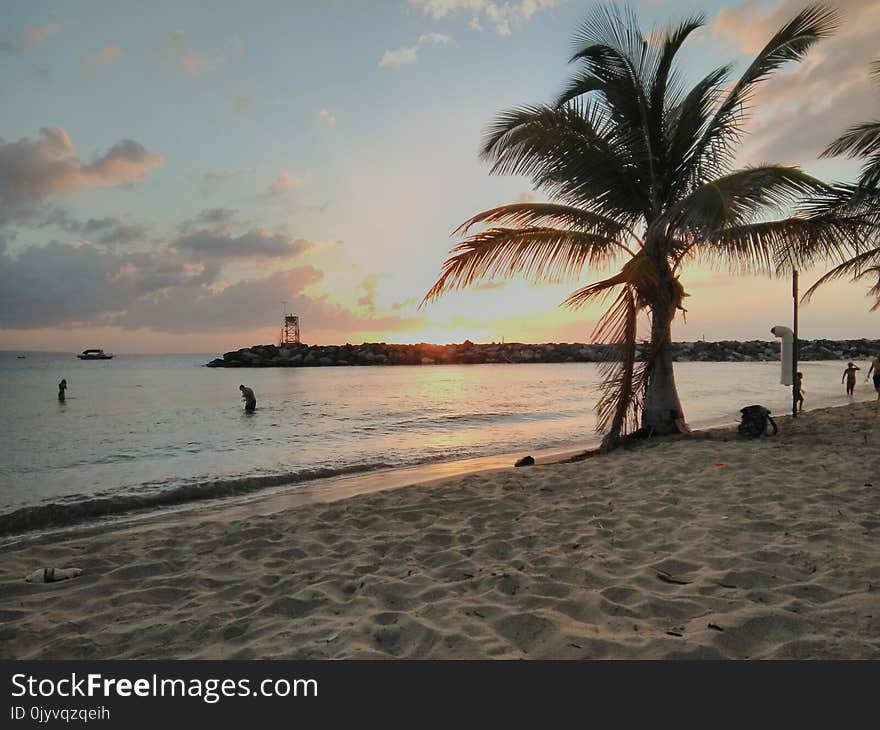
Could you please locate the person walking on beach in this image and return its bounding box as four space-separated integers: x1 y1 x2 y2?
796 372 804 413
58 378 67 402
842 363 860 397
239 384 256 412
867 356 880 399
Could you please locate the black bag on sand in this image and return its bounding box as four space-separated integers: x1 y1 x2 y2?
738 405 778 438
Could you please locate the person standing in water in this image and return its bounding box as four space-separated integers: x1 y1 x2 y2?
58 378 67 401
239 384 256 412
867 355 880 399
796 372 804 413
842 362 860 397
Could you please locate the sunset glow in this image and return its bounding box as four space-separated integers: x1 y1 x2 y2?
1 1 877 353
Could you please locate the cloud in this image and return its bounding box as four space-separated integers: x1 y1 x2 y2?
407 0 559 36
473 280 507 291
161 30 244 75
200 167 256 194
379 32 452 68
117 266 329 332
231 94 251 114
268 172 307 196
83 44 121 69
379 46 419 68
1 23 60 52
318 109 337 127
0 241 212 328
0 128 163 225
712 0 880 166
179 207 239 231
0 233 425 337
173 229 314 259
391 296 420 312
357 274 380 313
33 67 51 84
50 213 152 246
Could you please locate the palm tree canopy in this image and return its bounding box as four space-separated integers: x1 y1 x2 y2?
821 61 880 188
423 3 864 442
807 60 880 303
424 3 851 308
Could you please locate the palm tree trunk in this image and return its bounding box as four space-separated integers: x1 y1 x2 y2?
641 292 684 434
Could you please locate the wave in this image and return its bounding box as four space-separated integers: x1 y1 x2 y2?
391 409 579 429
0 462 393 536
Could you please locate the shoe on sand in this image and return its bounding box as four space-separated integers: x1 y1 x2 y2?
25 567 83 583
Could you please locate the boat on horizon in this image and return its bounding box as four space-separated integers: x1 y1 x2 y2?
77 349 114 360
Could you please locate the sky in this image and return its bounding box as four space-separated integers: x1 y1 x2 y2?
0 0 878 353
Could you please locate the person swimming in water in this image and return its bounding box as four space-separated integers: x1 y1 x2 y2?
867 355 880 400
239 384 256 412
58 378 67 401
842 362 860 397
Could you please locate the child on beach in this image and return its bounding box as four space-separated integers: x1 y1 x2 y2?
58 379 67 401
796 372 804 413
842 363 860 397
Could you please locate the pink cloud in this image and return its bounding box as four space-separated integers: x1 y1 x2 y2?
269 172 308 196
0 128 164 211
162 30 244 75
83 44 121 69
1 23 60 52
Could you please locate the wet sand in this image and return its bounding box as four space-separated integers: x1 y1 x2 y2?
1 401 878 659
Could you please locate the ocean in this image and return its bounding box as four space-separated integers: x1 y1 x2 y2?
0 352 873 536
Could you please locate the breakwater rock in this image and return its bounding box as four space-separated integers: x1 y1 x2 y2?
205 339 880 368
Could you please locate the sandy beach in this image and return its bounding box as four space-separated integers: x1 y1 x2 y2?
1 400 878 660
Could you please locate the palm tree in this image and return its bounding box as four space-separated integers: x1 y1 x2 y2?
422 3 862 449
806 61 880 304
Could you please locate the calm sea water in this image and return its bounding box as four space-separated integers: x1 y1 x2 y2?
0 352 874 532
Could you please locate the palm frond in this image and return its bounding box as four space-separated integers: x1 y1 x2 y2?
591 285 643 447
803 248 880 301
691 215 865 277
663 65 731 201
421 227 622 306
669 166 834 233
823 121 880 188
684 3 837 184
561 4 661 211
823 121 880 160
865 269 880 311
561 271 629 309
648 14 706 162
453 202 631 242
570 3 647 69
480 102 650 220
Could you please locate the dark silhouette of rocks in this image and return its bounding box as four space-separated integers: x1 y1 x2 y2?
204 338 880 368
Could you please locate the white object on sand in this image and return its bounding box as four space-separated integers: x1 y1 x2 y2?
771 325 793 386
25 567 83 583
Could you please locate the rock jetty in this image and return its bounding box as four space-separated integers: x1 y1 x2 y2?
205 338 880 368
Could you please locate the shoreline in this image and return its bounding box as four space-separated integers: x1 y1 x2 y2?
2 399 878 659
0 385 869 546
0 440 599 550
